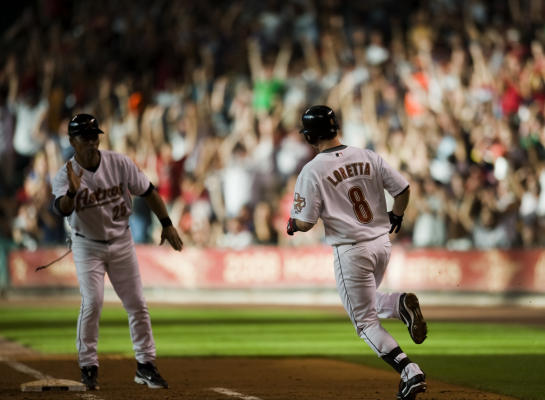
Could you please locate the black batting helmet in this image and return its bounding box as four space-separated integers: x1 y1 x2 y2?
68 114 104 137
299 105 339 144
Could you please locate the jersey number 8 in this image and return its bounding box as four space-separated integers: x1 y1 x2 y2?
348 186 373 224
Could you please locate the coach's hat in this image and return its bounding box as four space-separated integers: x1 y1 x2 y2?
68 114 104 137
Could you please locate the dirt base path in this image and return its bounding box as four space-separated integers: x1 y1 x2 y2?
0 356 518 400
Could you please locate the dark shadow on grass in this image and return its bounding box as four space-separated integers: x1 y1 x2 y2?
337 354 543 400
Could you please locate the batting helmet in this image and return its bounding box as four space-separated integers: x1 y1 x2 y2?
299 105 339 144
68 114 104 137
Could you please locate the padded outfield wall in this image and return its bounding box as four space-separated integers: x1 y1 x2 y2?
4 245 545 305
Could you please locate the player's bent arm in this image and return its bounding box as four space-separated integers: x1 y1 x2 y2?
287 217 315 235
391 185 410 216
142 185 170 221
295 219 314 232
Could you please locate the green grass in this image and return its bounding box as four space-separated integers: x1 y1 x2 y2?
1 305 544 399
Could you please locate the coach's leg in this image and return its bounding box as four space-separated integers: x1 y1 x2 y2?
107 233 156 364
72 240 107 368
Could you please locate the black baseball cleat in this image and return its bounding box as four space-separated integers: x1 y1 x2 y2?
399 293 427 344
80 365 99 390
397 373 427 400
134 362 169 389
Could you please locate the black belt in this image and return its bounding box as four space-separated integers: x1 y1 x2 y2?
75 227 129 244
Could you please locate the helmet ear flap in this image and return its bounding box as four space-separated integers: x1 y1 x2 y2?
303 132 318 145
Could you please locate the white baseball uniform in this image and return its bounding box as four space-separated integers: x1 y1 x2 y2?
52 150 156 367
290 145 410 358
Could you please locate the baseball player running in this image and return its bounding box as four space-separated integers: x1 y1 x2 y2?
287 105 428 400
52 114 183 390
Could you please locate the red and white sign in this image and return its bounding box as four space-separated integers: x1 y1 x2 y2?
8 246 545 293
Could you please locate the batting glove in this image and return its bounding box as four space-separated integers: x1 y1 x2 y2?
388 211 403 234
286 217 299 236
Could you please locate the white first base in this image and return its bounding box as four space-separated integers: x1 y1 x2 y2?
21 378 86 392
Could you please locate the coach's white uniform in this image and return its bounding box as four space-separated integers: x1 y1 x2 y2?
52 150 156 368
291 145 408 357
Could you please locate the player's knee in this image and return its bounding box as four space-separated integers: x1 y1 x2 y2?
124 300 148 315
356 319 381 337
81 295 104 315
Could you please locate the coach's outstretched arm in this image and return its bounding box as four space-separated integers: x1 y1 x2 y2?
143 189 183 251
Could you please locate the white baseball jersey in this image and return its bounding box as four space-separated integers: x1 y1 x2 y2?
290 145 409 245
52 150 151 241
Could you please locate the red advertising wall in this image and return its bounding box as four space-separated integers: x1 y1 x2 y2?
7 245 545 293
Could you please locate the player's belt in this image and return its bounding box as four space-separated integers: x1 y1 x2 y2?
75 227 129 244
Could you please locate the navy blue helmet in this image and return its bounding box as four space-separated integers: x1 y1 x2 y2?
299 105 339 144
68 114 104 137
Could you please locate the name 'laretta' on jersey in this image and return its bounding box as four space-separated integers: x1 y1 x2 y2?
326 162 371 186
290 145 409 246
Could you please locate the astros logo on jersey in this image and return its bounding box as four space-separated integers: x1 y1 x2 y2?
75 184 124 211
293 192 306 213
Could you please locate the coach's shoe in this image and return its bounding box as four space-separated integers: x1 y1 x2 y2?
397 373 427 400
80 365 99 390
399 293 427 344
134 362 169 389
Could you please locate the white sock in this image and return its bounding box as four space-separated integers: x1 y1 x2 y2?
401 362 424 382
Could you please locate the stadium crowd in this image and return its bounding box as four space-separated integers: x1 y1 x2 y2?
1 0 545 251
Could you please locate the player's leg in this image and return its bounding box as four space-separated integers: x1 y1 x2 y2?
333 240 399 355
373 246 427 344
106 231 156 364
371 235 426 399
106 231 168 389
374 291 400 319
71 238 107 389
334 236 426 399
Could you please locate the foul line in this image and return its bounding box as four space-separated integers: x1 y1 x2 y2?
0 356 103 400
1 358 52 380
210 387 263 400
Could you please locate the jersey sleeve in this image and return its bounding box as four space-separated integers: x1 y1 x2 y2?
377 153 409 197
290 167 321 224
123 155 151 196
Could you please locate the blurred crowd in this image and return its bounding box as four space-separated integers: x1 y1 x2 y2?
2 0 545 251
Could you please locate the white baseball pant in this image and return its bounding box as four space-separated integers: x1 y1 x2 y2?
71 228 156 367
333 233 402 357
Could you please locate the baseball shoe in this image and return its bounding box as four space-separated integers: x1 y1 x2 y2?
397 373 427 400
80 365 99 390
399 293 427 344
134 362 169 389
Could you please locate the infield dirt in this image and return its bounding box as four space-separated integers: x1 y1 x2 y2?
0 355 519 400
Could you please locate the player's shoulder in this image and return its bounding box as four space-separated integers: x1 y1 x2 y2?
339 145 378 161
100 150 132 165
357 147 381 163
357 146 377 156
100 149 122 159
301 153 322 172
